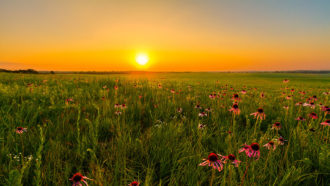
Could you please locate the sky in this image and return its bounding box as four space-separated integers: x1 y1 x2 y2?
0 0 330 71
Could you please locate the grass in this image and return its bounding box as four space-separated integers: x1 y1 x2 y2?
0 72 329 185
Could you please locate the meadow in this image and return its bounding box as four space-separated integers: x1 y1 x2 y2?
0 72 329 186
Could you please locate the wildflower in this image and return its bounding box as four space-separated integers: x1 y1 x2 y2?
283 106 289 110
115 111 122 115
198 112 207 117
221 154 241 167
121 104 127 109
311 95 317 101
321 119 330 126
291 88 295 93
295 116 305 121
260 92 265 98
69 173 92 186
158 84 162 88
286 96 292 100
309 112 318 119
263 141 276 150
195 104 202 109
129 181 140 186
205 107 212 112
241 90 247 94
232 94 240 101
250 108 266 120
66 98 74 105
277 137 287 145
249 143 261 159
114 104 120 108
295 102 303 106
272 122 281 130
283 79 290 83
170 89 175 94
16 127 27 134
229 103 240 115
199 153 224 172
239 144 251 157
114 85 118 90
321 106 329 114
303 102 311 107
209 94 217 99
102 85 107 89
198 123 206 129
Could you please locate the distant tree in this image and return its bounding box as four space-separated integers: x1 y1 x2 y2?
50 71 55 74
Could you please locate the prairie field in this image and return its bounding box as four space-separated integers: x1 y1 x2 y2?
0 72 329 186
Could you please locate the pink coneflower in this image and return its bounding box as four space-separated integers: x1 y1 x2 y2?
114 104 120 108
260 92 265 98
295 102 303 106
170 89 175 94
309 112 318 119
291 88 295 93
121 104 127 109
303 102 311 107
16 127 27 134
323 92 329 95
102 85 107 89
241 90 247 94
321 106 329 113
321 119 330 126
239 144 251 157
229 103 240 115
311 95 317 101
300 91 306 95
286 96 292 100
198 123 206 129
283 106 289 110
158 84 162 88
309 102 316 109
277 137 287 145
129 181 140 186
199 153 224 172
272 122 281 130
250 108 266 120
69 173 92 186
177 107 183 113
263 141 276 150
198 112 207 117
248 143 261 159
209 94 217 99
296 116 305 121
221 154 241 167
283 79 290 83
114 85 118 90
115 111 122 115
205 107 212 112
195 104 202 109
232 94 240 101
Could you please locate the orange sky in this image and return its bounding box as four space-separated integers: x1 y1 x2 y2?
1 0 329 71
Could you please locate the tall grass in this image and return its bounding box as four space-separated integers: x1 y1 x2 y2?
0 72 329 185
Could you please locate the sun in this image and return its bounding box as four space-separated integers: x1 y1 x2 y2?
136 54 149 65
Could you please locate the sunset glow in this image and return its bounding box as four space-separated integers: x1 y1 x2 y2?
0 0 329 71
136 54 149 66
